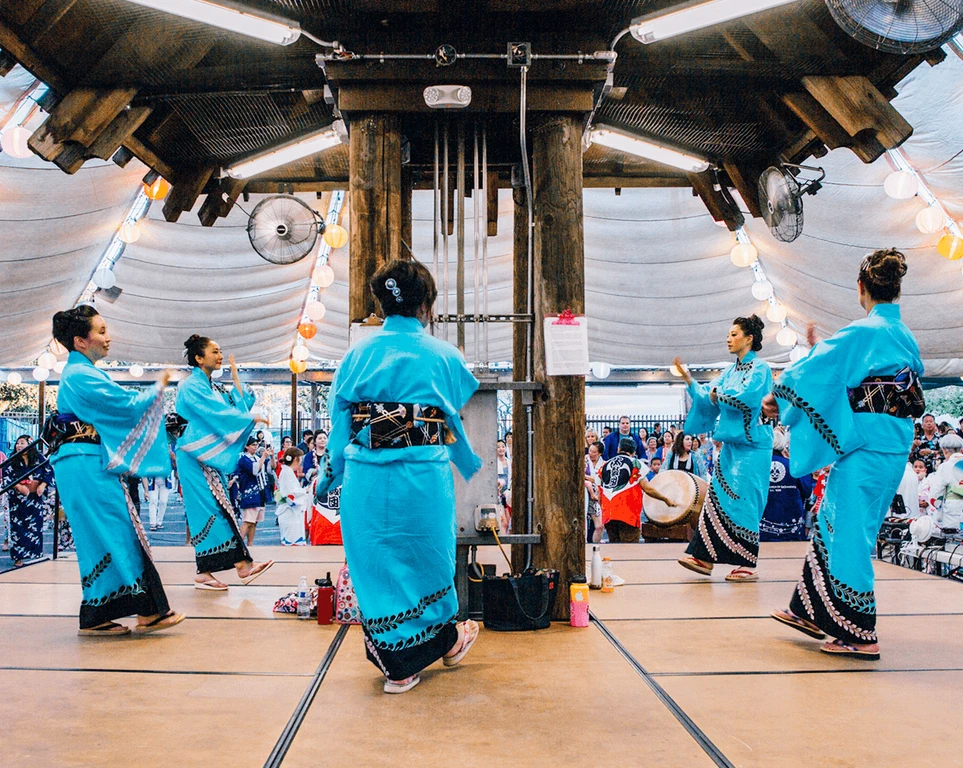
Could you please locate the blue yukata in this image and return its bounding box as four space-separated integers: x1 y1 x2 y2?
7 457 52 563
684 351 774 567
775 303 922 645
52 352 172 629
176 368 255 574
318 315 482 680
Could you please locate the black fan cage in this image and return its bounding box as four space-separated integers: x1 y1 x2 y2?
759 169 805 244
826 0 963 55
246 195 321 265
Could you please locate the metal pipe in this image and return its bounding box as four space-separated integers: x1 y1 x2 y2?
473 122 481 366
433 121 440 288
317 51 615 63
456 120 466 353
442 120 450 343
481 122 490 370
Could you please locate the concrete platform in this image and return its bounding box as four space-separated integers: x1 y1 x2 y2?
1 542 961 767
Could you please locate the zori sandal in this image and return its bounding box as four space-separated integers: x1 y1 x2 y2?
771 608 826 640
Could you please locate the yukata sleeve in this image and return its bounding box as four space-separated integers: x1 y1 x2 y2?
69 370 171 477
684 378 720 435
715 362 771 445
773 325 866 476
444 351 483 481
227 383 256 412
316 363 351 501
178 377 255 474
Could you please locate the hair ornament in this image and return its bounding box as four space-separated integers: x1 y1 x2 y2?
385 277 403 303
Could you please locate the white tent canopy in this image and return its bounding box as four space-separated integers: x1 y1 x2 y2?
2 54 962 375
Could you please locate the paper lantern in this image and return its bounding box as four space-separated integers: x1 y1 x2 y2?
211 367 224 379
37 351 57 369
776 327 797 347
119 222 140 244
53 360 66 374
730 243 758 268
305 300 326 321
766 303 788 323
937 234 963 261
312 263 335 288
589 362 611 379
289 359 307 374
323 224 348 249
0 126 31 158
916 205 945 235
6 371 22 385
298 320 317 339
751 280 774 301
145 177 171 201
883 171 918 200
292 345 310 362
32 367 49 382
670 363 683 378
93 268 116 289
789 346 807 363
129 364 144 378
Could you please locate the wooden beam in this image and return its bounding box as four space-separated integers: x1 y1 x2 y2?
782 91 851 152
87 105 152 160
723 162 766 219
401 166 413 259
582 175 690 188
20 0 79 46
162 165 215 223
511 185 530 574
349 113 403 323
197 177 247 227
0 14 67 91
121 135 175 182
531 113 586 621
687 170 745 231
487 171 499 237
336 83 596 113
802 75 913 156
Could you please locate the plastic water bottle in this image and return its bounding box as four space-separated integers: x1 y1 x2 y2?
601 558 615 593
590 545 603 590
297 576 311 620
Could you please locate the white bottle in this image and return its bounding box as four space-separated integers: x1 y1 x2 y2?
297 576 311 619
590 545 603 590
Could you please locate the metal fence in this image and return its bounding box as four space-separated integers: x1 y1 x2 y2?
0 413 40 457
496 413 686 441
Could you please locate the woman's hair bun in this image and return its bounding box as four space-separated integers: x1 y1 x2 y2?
184 334 202 349
733 314 765 353
860 248 907 302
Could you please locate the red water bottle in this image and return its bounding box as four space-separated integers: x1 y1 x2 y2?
315 573 335 625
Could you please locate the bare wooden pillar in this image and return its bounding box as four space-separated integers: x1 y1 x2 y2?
531 114 586 619
401 166 413 260
349 114 403 322
290 373 299 442
511 186 530 574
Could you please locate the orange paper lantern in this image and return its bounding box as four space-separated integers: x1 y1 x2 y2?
145 177 171 201
289 358 307 374
298 320 317 339
937 234 963 261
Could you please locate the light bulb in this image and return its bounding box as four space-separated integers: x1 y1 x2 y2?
292 345 310 362
53 360 66 374
916 205 945 235
119 222 141 244
7 371 23 385
883 170 918 200
751 280 774 301
789 346 807 363
93 268 117 290
0 125 31 158
129 364 144 378
33 367 50 382
305 300 326 321
312 264 335 288
730 243 758 268
323 224 348 249
776 327 797 347
37 352 57 369
766 303 788 323
670 363 683 377
211 367 224 379
590 362 612 379
937 234 963 261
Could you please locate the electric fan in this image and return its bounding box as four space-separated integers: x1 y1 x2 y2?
826 0 963 55
246 195 325 265
758 164 825 244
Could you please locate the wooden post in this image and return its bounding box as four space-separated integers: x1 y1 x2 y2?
349 113 403 323
531 114 586 620
290 373 299 444
511 186 530 574
401 166 413 260
38 380 46 428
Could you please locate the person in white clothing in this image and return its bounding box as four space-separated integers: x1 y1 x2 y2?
893 454 920 519
276 448 309 546
927 434 963 531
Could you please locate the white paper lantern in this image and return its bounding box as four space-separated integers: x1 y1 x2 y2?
766 303 788 323
311 264 335 288
751 279 774 301
211 367 224 379
730 243 758 268
883 170 918 200
589 362 612 380
670 364 683 378
789 346 808 363
305 300 326 321
292 345 310 362
93 268 116 290
6 371 22 385
916 205 945 235
129 364 144 378
37 351 57 369
0 125 31 158
32 366 49 382
54 360 66 374
776 327 798 347
118 222 140 244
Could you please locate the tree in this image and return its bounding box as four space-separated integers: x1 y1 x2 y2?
925 386 963 420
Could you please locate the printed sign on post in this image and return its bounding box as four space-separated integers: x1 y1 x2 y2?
544 310 588 377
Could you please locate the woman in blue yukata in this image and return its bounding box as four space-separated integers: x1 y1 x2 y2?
7 434 52 567
175 335 273 591
50 306 184 636
316 259 482 694
673 314 774 582
767 249 923 660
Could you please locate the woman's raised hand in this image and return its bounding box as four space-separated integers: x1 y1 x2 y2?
672 356 693 385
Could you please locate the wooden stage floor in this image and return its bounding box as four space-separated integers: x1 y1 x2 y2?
2 542 962 767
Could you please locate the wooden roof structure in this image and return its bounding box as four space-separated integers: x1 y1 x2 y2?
0 0 948 230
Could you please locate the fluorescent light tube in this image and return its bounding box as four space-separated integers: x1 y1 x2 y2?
630 0 800 44
225 122 346 179
124 0 301 45
590 125 710 173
